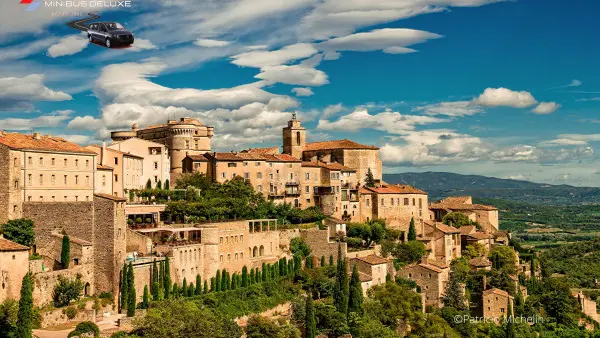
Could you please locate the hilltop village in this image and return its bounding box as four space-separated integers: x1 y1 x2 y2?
0 115 591 336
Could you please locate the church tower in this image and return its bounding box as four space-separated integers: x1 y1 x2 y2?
283 113 306 159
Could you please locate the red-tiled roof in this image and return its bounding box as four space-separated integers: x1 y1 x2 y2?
459 225 477 235
51 233 92 246
359 188 373 194
352 254 389 265
441 196 471 204
357 271 373 282
483 288 513 298
303 139 379 151
185 154 209 162
426 258 449 269
467 232 493 240
244 147 279 155
429 202 497 211
97 165 114 171
0 237 29 251
301 161 355 171
363 184 426 195
236 152 267 161
418 263 443 273
87 144 144 159
262 153 301 162
469 256 492 267
0 133 97 155
94 193 126 202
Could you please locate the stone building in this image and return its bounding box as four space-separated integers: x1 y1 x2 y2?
349 255 391 295
108 137 171 188
0 237 29 303
423 221 461 265
111 119 214 174
468 256 492 272
482 288 514 319
96 165 114 196
86 144 143 198
575 291 598 322
397 259 449 308
0 131 97 224
429 196 499 233
359 184 429 233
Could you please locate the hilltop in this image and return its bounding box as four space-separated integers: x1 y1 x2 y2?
383 172 600 205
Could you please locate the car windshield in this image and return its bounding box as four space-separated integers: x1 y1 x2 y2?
105 23 125 30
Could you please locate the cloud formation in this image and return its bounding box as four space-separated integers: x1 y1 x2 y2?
194 39 231 47
532 102 560 114
473 87 538 108
291 87 314 97
47 35 88 58
0 74 72 111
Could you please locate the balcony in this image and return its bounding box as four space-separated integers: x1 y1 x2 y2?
285 191 301 196
285 181 299 186
314 186 334 195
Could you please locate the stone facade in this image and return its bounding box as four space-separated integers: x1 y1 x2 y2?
108 137 171 189
349 255 391 295
300 228 346 263
0 238 30 302
423 221 461 265
23 202 95 242
397 261 449 308
33 264 94 306
87 144 144 198
430 196 499 234
360 185 429 233
482 288 514 319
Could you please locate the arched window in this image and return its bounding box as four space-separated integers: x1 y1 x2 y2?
253 246 258 257
296 131 301 145
259 245 265 256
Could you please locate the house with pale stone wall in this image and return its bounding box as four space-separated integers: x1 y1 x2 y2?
349 255 391 295
397 259 450 308
430 196 499 234
0 237 29 303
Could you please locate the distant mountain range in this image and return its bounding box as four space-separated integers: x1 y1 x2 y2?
383 172 600 205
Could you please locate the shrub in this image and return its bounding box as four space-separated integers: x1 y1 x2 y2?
98 291 113 300
29 253 42 260
145 217 152 223
345 237 363 249
135 217 143 224
71 321 99 337
1 218 35 247
110 331 129 338
63 306 77 320
127 219 133 225
53 275 84 307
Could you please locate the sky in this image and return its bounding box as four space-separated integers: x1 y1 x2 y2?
1 0 599 186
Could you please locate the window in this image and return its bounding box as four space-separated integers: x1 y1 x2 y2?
257 185 263 192
154 162 158 169
500 308 505 313
231 173 235 178
39 157 43 165
244 172 249 179
257 172 262 179
102 175 106 186
114 157 118 165
305 173 310 180
75 159 79 167
114 174 118 182
240 252 243 259
28 174 32 184
221 172 226 179
235 253 238 260
255 161 261 166
305 186 310 193
64 196 67 201
75 175 79 185
194 140 199 149
51 175 55 185
269 174 273 179
413 198 416 206
75 196 79 201
39 196 43 201
185 140 190 149
219 237 223 244
28 157 32 165
227 254 231 261
289 173 294 180
419 198 423 208
228 163 237 167
86 159 89 168
404 198 409 205
366 199 370 207
64 175 67 184
13 158 18 166
27 196 32 202
306 199 310 204
219 255 223 263
14 180 19 189
86 176 90 185
391 198 394 206
381 198 385 206
154 176 158 183
244 161 248 166
52 196 55 201
64 158 67 167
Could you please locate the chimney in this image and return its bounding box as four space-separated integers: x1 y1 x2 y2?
101 141 107 166
482 275 487 291
33 132 41 140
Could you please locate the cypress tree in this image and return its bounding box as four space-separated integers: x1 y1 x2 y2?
210 277 216 292
203 280 209 294
121 264 128 312
156 180 162 189
187 283 194 297
408 217 417 241
242 266 249 287
61 235 70 269
348 264 363 315
506 298 515 338
195 275 202 295
16 272 34 338
250 268 255 284
288 259 294 276
127 262 136 317
164 257 172 299
262 263 267 282
270 264 276 280
329 255 334 266
181 278 187 296
321 256 326 267
165 179 170 190
305 295 316 338
257 270 262 283
294 255 301 274
215 271 221 291
158 261 165 300
146 178 152 189
365 168 375 187
333 245 349 314
151 260 159 301
274 262 280 278
172 283 179 298
142 285 149 309
221 270 228 291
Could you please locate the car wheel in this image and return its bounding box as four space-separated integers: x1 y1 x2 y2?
105 38 111 48
88 34 93 42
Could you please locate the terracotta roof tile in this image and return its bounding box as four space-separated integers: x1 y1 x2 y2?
86 145 144 159
357 271 373 282
418 263 443 273
301 161 355 171
185 154 209 162
459 225 477 235
303 139 379 151
359 188 373 194
426 258 449 269
363 184 427 195
94 193 126 202
51 233 92 246
244 147 279 155
353 255 389 265
97 165 114 171
424 220 460 234
467 232 493 240
483 288 513 298
469 256 492 267
0 133 97 155
0 237 29 251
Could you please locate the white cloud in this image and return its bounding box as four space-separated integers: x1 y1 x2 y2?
322 103 343 118
291 87 314 97
567 79 582 87
194 39 231 47
256 64 328 86
0 110 72 130
0 37 58 61
532 102 560 114
47 35 88 58
414 101 483 117
57 134 92 144
319 28 442 54
473 87 538 108
127 39 158 52
0 74 72 111
557 134 600 142
317 108 447 134
538 138 588 147
67 115 104 131
231 43 318 68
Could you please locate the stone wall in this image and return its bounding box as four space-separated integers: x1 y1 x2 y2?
0 249 29 302
397 264 447 308
482 290 513 319
33 264 94 306
301 228 346 262
278 229 301 253
126 229 152 255
131 261 153 303
23 202 95 242
41 307 96 328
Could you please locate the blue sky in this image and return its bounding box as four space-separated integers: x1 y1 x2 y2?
1 0 599 186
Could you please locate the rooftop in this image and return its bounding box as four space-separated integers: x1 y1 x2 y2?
244 147 280 155
352 254 390 265
303 139 379 151
363 184 427 195
429 202 497 211
0 237 29 251
459 225 477 235
185 154 209 162
86 144 144 159
301 161 355 171
0 132 97 155
206 152 300 163
97 164 114 171
469 256 492 267
94 193 127 202
425 220 461 234
483 288 513 298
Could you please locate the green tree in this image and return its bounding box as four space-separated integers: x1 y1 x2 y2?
151 260 159 301
348 264 363 315
221 270 228 291
305 295 316 338
127 262 135 317
443 270 468 311
172 284 179 298
449 257 470 283
187 283 194 297
329 255 334 266
488 246 517 275
242 266 249 287
393 241 426 264
61 235 70 269
365 168 376 187
290 237 311 258
181 278 188 297
408 217 417 241
333 245 349 315
120 264 128 312
146 178 152 189
164 179 170 190
52 275 84 307
505 298 515 338
462 243 486 260
320 256 326 267
142 285 149 309
16 272 34 338
215 271 221 291
0 299 18 337
203 280 209 294
442 212 476 228
164 257 172 299
68 321 99 338
156 180 162 189
195 275 202 295
1 219 35 247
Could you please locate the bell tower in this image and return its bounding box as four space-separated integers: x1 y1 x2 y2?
283 113 306 159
